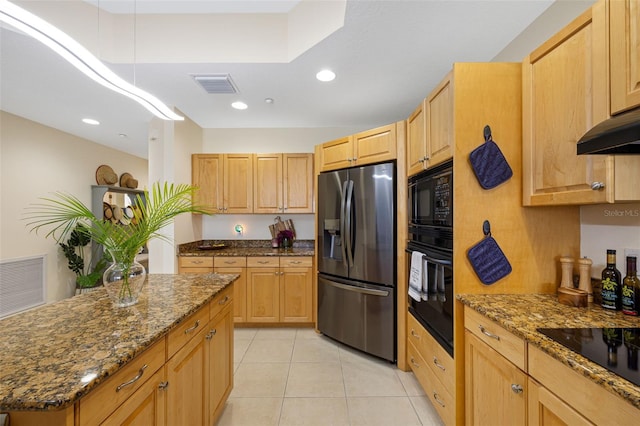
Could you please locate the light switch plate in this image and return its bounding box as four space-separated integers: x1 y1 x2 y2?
623 248 640 260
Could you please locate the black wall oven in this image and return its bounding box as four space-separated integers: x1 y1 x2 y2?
407 160 454 356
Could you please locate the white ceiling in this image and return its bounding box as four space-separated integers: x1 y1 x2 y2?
1 1 592 159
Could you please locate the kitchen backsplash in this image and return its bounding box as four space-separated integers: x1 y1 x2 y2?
202 214 315 240
580 202 640 276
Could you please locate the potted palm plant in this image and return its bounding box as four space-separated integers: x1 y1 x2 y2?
60 223 107 293
25 182 207 307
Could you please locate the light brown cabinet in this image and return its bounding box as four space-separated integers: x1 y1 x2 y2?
406 72 454 177
192 153 253 214
610 0 640 114
254 153 314 214
178 256 213 273
523 0 640 205
214 257 247 323
207 291 234 424
407 314 454 425
318 123 398 172
246 256 313 323
465 306 640 426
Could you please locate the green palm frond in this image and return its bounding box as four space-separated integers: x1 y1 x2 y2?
25 182 209 265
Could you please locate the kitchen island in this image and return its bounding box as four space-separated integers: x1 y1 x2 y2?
458 294 640 424
0 273 237 425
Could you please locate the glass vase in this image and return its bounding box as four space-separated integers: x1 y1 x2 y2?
103 256 146 308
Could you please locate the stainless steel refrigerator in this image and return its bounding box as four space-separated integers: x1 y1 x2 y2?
317 161 396 362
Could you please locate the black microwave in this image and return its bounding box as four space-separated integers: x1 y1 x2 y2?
408 160 453 228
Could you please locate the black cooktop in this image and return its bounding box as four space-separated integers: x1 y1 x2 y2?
537 327 640 387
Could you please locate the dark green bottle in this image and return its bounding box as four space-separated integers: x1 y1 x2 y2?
622 256 638 316
601 250 622 310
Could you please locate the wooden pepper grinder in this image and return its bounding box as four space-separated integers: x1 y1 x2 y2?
578 257 593 302
559 256 575 288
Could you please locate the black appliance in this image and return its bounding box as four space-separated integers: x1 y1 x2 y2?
537 327 640 387
407 160 454 356
577 107 640 155
317 162 396 362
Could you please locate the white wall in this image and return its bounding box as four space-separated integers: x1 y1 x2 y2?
200 127 361 240
0 111 148 302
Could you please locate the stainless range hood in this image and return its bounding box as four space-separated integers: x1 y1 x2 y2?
577 108 640 154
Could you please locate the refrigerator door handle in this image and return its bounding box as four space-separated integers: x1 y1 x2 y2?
324 280 389 297
345 180 355 267
340 180 349 267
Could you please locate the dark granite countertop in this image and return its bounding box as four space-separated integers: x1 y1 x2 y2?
457 294 640 409
0 273 237 411
178 239 315 257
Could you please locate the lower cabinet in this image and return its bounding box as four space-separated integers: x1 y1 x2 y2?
406 314 454 425
464 306 640 426
178 256 213 273
246 256 313 324
214 256 247 323
208 299 234 423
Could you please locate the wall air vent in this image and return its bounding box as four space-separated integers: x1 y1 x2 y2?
0 255 46 318
191 74 239 94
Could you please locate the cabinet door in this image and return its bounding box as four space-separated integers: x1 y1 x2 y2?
528 377 594 426
426 72 453 168
101 368 167 426
319 136 353 171
207 305 234 425
465 330 527 426
224 154 253 213
283 153 314 213
192 154 223 214
254 153 283 214
611 0 640 114
522 3 611 205
166 325 208 425
215 266 247 323
353 123 397 166
407 100 427 177
246 267 280 322
280 267 313 322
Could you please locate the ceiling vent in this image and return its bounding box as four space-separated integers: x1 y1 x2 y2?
191 74 239 94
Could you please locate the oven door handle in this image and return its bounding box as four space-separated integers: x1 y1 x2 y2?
404 248 451 266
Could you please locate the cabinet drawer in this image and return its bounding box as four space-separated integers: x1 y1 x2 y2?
465 307 526 371
79 339 166 426
214 256 246 268
210 284 233 320
247 256 280 267
280 257 313 268
179 257 213 268
408 341 453 426
407 314 454 392
167 304 210 358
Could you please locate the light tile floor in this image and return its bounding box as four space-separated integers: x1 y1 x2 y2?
217 327 445 426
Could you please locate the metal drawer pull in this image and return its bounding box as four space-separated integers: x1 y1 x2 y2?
257 260 270 264
224 261 236 264
206 328 217 340
432 392 445 407
192 260 203 264
184 320 200 334
158 381 169 391
410 329 420 339
116 364 147 392
478 325 501 341
410 357 420 367
290 260 301 264
218 295 230 305
433 357 445 371
511 384 523 394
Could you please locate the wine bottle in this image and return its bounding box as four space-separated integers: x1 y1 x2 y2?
622 256 639 316
601 249 622 310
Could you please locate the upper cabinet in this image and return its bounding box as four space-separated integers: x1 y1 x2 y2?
254 153 314 214
318 123 398 172
610 0 640 114
193 152 314 214
192 153 253 214
523 0 640 205
406 72 454 178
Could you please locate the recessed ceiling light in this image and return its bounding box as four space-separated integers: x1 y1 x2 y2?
231 101 248 110
265 98 274 104
82 118 100 125
316 69 336 82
